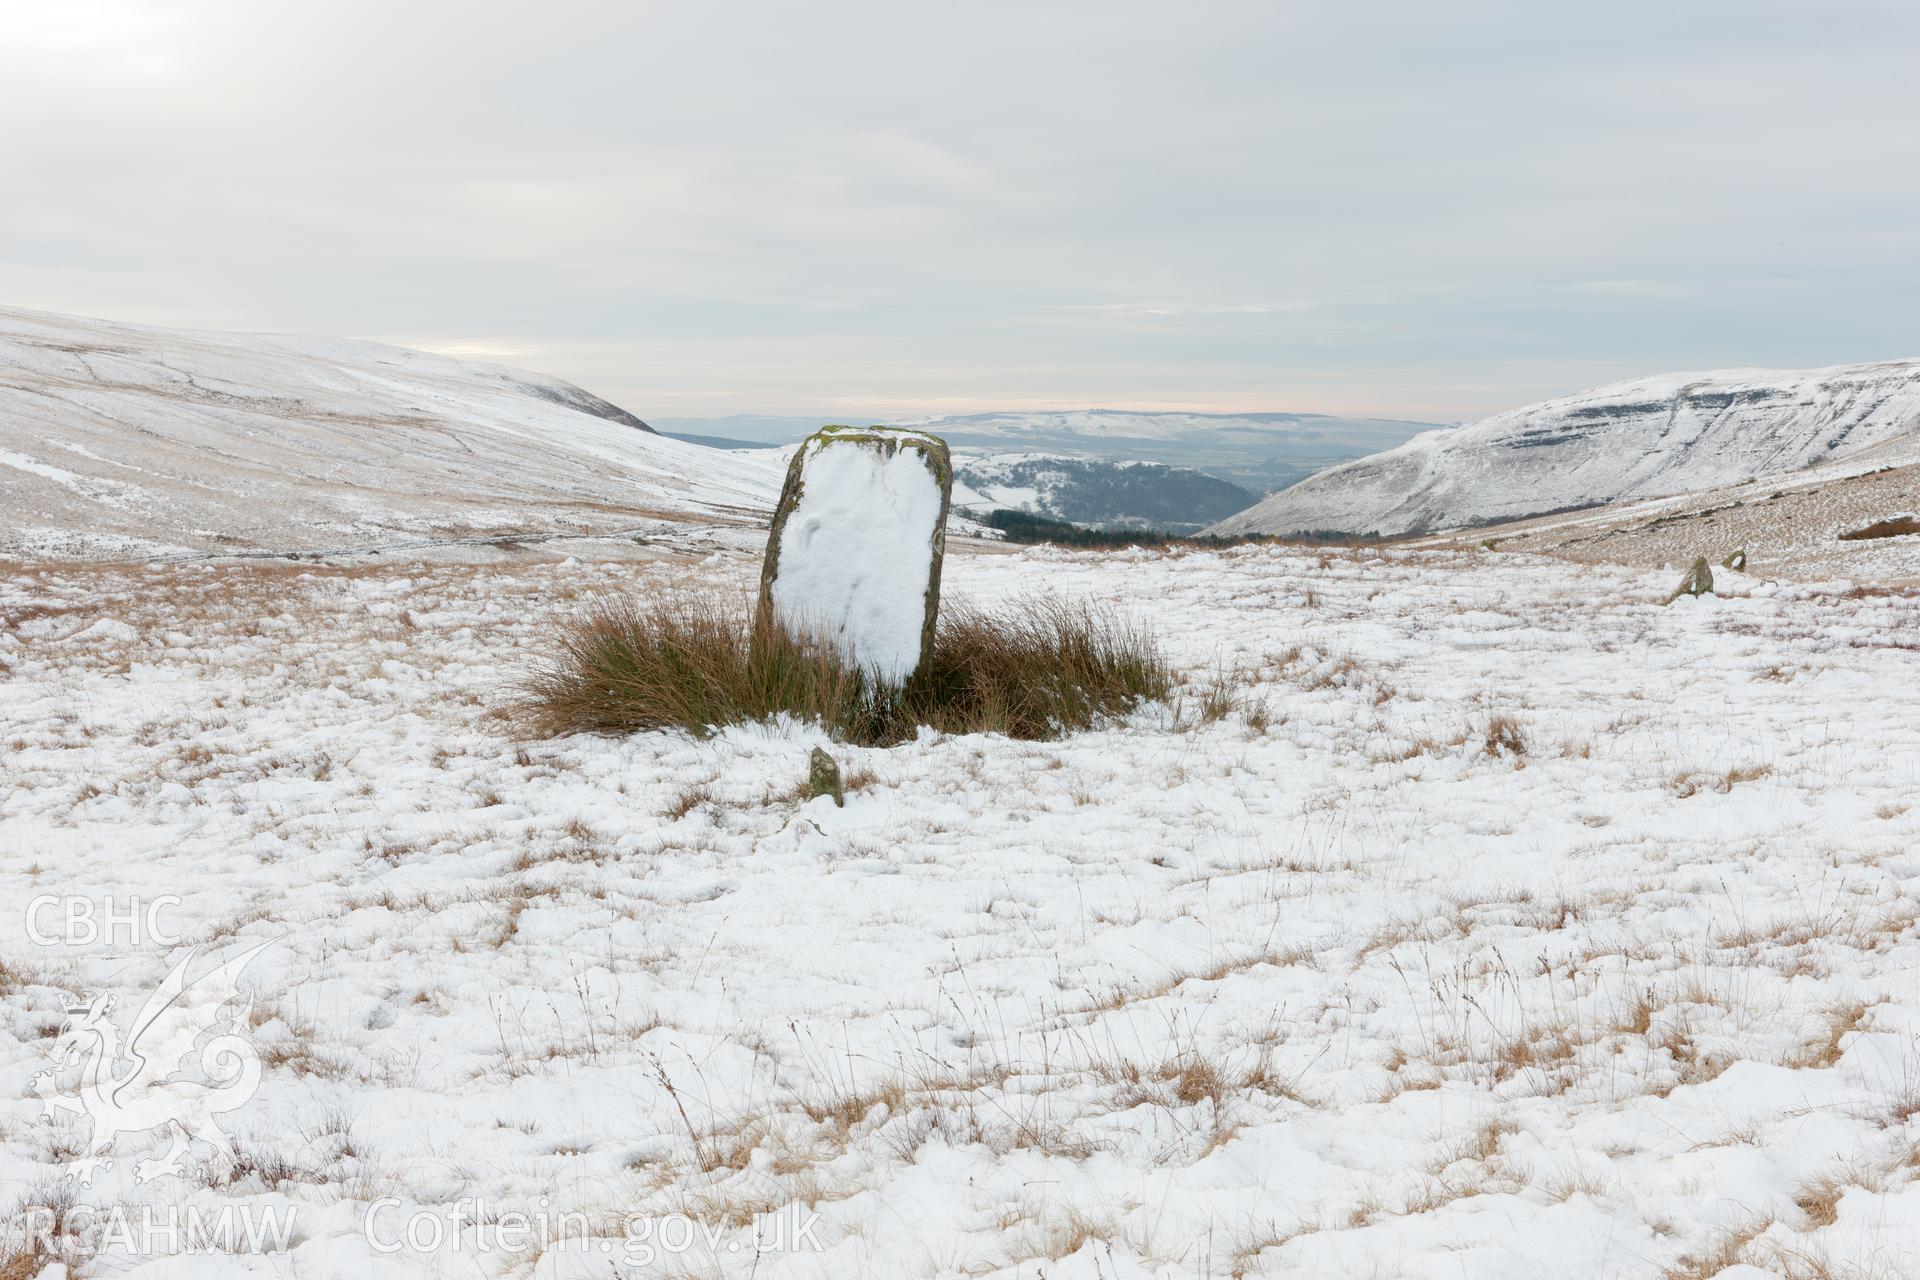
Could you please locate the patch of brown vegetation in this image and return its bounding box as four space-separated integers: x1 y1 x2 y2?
1661 1214 1773 1279
1482 712 1526 759
522 594 1177 745
1672 763 1771 798
1838 516 1920 542
1788 1002 1869 1070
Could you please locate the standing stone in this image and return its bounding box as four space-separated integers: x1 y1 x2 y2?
757 426 952 687
807 747 845 807
1722 549 1747 571
1669 555 1714 602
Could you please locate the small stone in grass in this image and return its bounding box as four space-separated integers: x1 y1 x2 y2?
1722 549 1746 571
1669 556 1714 602
808 747 845 807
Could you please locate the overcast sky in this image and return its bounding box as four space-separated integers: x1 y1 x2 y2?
5 1 1919 423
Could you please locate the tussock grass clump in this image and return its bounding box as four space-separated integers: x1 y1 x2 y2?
524 595 1173 745
1482 712 1527 759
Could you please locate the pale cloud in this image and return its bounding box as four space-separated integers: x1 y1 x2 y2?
3 0 1918 422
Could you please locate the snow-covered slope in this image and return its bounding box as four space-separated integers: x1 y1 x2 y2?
952 452 1256 531
0 306 782 560
1211 360 1920 537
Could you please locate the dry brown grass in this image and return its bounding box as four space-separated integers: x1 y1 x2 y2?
1672 762 1772 798
522 594 1176 745
1793 1173 1851 1229
1614 987 1655 1036
1482 712 1526 759
1788 1002 1869 1070
662 783 715 819
0 1184 77 1279
1839 516 1920 542
1184 662 1248 726
1097 1048 1240 1110
1661 1215 1774 1279
247 1006 358 1080
0 957 39 998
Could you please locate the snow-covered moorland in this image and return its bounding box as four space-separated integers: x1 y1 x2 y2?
4 540 1920 1278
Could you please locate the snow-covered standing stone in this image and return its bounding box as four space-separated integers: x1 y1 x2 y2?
757 426 952 686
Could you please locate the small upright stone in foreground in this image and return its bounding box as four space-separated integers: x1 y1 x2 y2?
757 426 953 687
808 747 845 807
1669 555 1714 602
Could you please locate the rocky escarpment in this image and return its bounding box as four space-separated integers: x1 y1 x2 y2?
1209 360 1920 537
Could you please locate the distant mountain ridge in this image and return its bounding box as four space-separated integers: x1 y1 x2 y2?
898 408 1435 442
890 409 1445 493
655 408 1447 504
1209 360 1920 537
951 453 1256 532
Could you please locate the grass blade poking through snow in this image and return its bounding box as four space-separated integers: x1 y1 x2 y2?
523 594 1173 745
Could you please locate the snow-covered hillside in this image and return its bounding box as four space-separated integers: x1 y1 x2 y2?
0 307 782 560
1211 360 1920 537
952 453 1255 531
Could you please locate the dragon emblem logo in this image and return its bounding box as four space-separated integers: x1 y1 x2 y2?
30 940 275 1185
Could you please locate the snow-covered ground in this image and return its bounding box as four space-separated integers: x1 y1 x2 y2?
4 540 1920 1278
